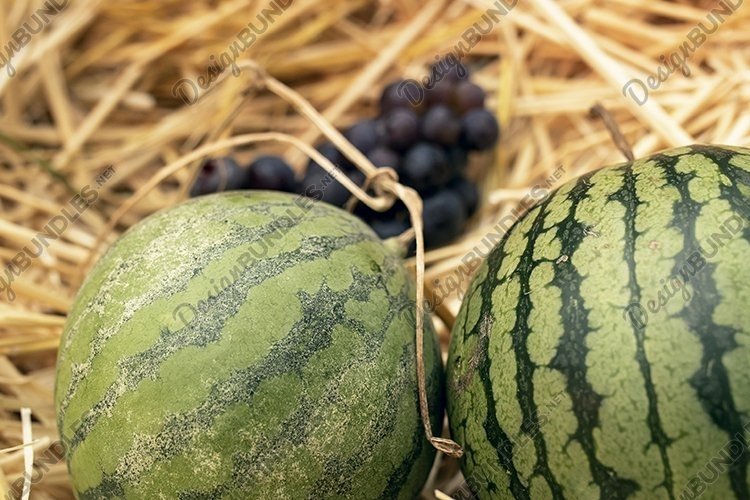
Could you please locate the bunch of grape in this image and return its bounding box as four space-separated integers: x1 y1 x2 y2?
190 60 499 249
300 61 498 248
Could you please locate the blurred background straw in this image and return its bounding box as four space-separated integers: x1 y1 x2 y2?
1 0 749 498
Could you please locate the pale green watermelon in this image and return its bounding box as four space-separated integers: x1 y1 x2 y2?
55 191 443 499
447 145 750 499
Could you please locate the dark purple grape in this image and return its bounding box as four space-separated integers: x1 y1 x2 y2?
430 58 470 83
345 119 382 155
455 81 486 114
300 168 364 207
421 105 461 146
190 157 244 197
400 143 451 190
425 78 455 107
370 218 410 240
445 146 469 172
449 176 480 216
423 189 467 248
355 199 408 223
380 80 421 113
307 142 352 174
244 155 296 192
367 146 400 169
460 109 500 151
383 108 420 151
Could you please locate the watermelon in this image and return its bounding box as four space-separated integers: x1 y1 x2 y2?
54 191 443 499
446 145 750 499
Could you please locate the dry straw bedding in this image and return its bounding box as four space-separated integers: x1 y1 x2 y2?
0 0 749 498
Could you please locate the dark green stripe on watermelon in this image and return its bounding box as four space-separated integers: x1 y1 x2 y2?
662 153 748 499
547 174 640 499
612 160 675 498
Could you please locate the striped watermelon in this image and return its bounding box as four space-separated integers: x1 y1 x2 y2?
55 191 443 499
446 145 750 499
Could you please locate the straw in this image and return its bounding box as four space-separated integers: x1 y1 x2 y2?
1 1 749 498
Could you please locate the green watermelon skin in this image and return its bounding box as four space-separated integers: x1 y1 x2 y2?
55 191 443 499
447 145 750 500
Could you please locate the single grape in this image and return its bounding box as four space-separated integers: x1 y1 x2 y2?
421 105 461 146
445 146 469 173
244 155 296 192
400 143 451 191
422 189 467 248
449 176 480 216
355 199 408 223
190 157 244 197
425 78 455 107
430 58 470 83
380 80 421 113
383 108 420 151
345 119 382 155
367 146 401 169
454 81 486 114
370 218 410 240
460 109 500 151
307 142 352 174
300 167 364 207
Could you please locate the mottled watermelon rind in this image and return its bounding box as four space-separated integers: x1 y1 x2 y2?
447 145 750 500
55 190 443 500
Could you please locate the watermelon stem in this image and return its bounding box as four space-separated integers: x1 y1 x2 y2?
590 102 635 162
384 231 413 257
